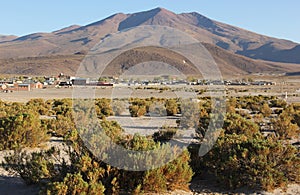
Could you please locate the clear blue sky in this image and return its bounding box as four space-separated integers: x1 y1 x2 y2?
1 0 299 43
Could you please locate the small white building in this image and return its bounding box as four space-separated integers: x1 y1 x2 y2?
1 84 7 90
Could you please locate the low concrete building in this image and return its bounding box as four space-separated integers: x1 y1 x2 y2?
72 78 87 86
16 83 31 91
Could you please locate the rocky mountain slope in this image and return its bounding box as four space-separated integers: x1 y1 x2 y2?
0 8 299 76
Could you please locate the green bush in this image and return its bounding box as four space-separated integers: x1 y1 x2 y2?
129 105 146 117
42 115 76 137
3 148 67 185
100 120 124 142
270 99 287 108
53 99 73 117
165 99 178 116
153 127 177 142
223 113 260 137
260 103 272 117
2 96 299 194
202 134 299 191
95 98 113 118
47 173 105 195
142 150 193 192
272 112 299 139
26 98 52 115
0 112 49 150
41 118 192 194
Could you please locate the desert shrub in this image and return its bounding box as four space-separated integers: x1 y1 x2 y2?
72 154 118 195
95 98 113 118
196 103 212 137
286 103 300 127
247 101 261 112
223 113 260 137
0 112 49 150
252 113 264 124
47 172 105 195
270 99 287 108
142 168 166 192
153 127 177 142
52 99 73 117
165 99 179 116
187 143 205 175
195 89 206 95
47 173 88 195
100 120 124 142
121 133 159 151
3 147 67 185
119 134 193 193
202 133 300 191
128 98 150 117
226 97 237 114
129 105 146 117
272 112 299 139
129 98 160 115
0 102 28 117
33 129 119 194
42 115 76 137
260 103 272 117
237 96 270 112
26 98 52 115
142 150 193 193
293 112 300 127
48 132 192 194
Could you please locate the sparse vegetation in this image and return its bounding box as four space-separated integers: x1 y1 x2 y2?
0 105 49 150
165 99 179 116
202 133 299 191
0 96 299 194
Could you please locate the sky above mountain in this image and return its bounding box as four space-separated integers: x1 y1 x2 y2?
1 0 299 43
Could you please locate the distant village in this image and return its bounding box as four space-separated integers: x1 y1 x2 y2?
0 73 278 93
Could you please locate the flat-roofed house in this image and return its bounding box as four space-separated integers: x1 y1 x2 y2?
16 83 31 91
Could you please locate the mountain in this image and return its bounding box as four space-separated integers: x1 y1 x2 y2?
1 8 299 62
0 7 299 76
1 44 298 77
0 34 18 43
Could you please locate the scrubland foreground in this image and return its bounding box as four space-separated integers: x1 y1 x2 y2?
0 96 299 194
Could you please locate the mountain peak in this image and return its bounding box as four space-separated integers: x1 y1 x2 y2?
151 7 170 12
150 7 164 11
118 7 176 31
149 7 176 16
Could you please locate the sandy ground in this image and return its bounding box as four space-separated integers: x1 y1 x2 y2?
0 137 69 195
107 115 178 136
0 87 192 102
0 85 299 103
